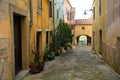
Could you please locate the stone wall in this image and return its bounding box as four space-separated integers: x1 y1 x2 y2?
104 0 120 74
0 38 12 80
103 41 120 74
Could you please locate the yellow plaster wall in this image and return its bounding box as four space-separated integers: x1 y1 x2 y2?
74 24 92 45
92 0 106 53
30 0 53 63
93 0 120 74
105 0 120 74
0 0 29 79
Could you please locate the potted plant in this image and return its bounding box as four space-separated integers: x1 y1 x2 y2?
44 47 55 61
29 47 44 74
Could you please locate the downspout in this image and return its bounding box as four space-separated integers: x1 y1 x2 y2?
53 0 55 29
28 0 33 66
52 0 56 47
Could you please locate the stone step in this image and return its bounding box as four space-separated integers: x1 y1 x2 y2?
15 69 30 80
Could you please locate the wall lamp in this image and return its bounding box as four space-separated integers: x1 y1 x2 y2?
83 9 93 15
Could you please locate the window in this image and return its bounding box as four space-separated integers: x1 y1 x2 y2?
81 26 85 30
57 9 59 19
99 0 101 16
38 0 42 12
46 31 49 46
93 7 95 20
66 8 70 20
49 1 52 17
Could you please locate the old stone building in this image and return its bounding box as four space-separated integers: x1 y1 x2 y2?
64 0 72 25
64 0 75 28
74 19 92 46
0 0 30 79
93 0 120 74
29 0 53 64
0 0 53 79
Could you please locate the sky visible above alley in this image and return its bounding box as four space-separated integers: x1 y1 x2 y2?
69 0 93 19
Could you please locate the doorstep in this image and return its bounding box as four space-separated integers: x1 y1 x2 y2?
15 69 30 80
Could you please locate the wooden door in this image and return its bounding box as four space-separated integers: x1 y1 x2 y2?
13 14 22 75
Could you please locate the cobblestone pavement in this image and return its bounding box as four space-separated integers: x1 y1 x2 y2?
23 46 120 80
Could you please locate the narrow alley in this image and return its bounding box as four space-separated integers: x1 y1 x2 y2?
23 46 120 80
1 0 120 79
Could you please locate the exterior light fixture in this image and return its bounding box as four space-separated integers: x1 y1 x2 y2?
83 9 93 15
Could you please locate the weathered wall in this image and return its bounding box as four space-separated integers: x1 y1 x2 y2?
93 0 120 74
104 0 120 74
0 38 11 80
0 0 53 79
30 0 53 63
0 0 29 79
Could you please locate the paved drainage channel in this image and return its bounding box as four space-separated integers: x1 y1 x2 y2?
23 46 120 80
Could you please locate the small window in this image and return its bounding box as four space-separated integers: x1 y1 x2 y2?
99 0 101 16
38 0 42 12
81 26 85 30
66 8 70 20
46 31 49 46
57 9 59 19
49 1 52 17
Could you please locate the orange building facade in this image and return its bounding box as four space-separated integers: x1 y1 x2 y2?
0 0 53 79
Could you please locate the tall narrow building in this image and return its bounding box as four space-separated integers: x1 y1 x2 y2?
93 0 120 74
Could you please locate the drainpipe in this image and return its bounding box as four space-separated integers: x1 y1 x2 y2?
52 0 55 35
29 0 33 26
52 0 56 48
53 0 55 29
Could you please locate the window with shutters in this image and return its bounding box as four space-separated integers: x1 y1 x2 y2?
49 1 52 17
38 0 42 12
57 9 59 19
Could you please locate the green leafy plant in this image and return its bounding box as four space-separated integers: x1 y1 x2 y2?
55 20 73 48
43 19 74 59
44 47 55 61
29 47 44 74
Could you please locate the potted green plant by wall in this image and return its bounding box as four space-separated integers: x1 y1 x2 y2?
55 19 73 51
44 46 55 61
29 47 44 74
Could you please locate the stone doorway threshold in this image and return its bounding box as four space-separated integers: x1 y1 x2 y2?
15 69 30 80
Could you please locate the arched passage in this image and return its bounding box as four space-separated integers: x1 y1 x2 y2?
76 35 91 46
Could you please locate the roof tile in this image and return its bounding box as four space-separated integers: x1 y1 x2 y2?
75 18 92 25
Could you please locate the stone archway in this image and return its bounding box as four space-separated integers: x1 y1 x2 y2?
76 34 91 46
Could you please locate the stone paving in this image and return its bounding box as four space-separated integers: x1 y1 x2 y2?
23 46 120 80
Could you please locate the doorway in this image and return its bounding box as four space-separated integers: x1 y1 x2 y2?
99 30 102 54
13 14 22 75
46 31 49 46
77 35 91 46
79 35 87 46
93 31 95 50
36 32 42 54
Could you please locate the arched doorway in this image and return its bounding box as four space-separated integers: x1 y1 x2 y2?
76 35 91 46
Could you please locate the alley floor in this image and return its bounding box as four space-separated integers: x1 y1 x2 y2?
23 46 120 80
